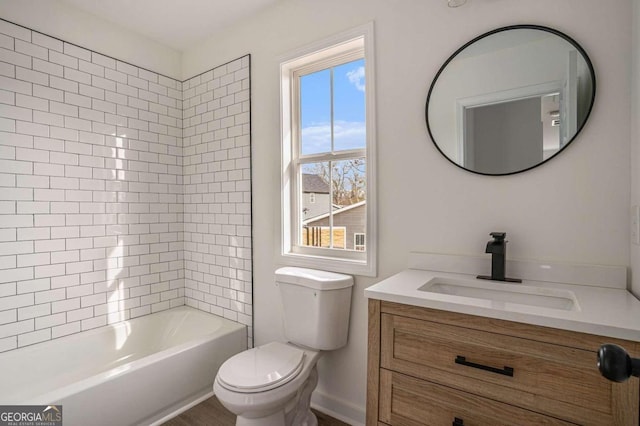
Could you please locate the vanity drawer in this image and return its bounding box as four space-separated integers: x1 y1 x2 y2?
381 313 614 425
379 369 572 426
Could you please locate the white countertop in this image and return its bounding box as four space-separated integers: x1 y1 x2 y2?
365 269 640 342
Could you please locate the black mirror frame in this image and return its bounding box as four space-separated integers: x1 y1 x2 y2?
425 24 597 176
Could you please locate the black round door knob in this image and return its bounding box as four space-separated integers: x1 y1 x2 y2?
597 344 640 382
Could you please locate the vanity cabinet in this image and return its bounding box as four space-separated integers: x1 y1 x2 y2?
367 300 640 426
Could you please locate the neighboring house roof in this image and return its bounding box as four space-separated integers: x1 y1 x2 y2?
302 174 330 194
303 200 366 225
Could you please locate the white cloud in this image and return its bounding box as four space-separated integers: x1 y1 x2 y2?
334 120 366 142
346 66 365 92
301 121 366 153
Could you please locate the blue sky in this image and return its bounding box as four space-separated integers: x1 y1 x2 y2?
300 58 365 155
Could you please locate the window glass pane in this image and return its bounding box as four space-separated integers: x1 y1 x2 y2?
333 59 366 152
300 162 331 248
300 69 331 155
331 158 366 206
331 158 366 251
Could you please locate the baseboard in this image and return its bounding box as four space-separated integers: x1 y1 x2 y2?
147 389 214 426
311 390 365 426
148 387 365 426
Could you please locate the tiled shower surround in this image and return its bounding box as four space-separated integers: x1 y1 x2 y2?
182 60 253 342
0 19 252 352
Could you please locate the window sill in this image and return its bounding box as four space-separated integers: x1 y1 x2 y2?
278 251 376 277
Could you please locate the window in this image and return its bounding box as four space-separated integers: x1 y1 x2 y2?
303 226 346 249
354 233 366 251
280 23 376 276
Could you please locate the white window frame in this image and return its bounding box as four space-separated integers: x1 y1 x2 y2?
279 22 377 277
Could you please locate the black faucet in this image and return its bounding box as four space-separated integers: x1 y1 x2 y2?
477 232 522 283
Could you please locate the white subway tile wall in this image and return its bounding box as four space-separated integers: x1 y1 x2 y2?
0 20 253 352
182 58 253 345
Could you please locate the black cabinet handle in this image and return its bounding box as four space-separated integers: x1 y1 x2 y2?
453 418 464 426
598 344 640 382
455 355 514 377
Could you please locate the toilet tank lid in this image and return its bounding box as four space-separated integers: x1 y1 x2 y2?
275 267 353 290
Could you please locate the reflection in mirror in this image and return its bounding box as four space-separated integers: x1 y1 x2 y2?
426 26 595 175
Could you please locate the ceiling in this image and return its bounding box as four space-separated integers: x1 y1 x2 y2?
60 0 281 51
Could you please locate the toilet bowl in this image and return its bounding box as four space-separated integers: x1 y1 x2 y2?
213 342 321 426
214 267 353 426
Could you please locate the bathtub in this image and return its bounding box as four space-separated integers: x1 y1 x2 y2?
0 306 246 426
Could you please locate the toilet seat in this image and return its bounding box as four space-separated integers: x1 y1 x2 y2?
217 342 306 393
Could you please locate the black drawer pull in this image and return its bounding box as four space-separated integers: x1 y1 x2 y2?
455 355 514 377
453 418 464 426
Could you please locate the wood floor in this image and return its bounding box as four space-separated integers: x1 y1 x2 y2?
163 396 350 426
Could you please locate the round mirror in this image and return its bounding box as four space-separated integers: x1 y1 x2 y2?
426 25 596 176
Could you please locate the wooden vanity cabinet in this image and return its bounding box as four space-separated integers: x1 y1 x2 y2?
367 300 640 426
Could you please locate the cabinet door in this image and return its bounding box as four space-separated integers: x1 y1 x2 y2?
379 369 572 426
381 313 636 425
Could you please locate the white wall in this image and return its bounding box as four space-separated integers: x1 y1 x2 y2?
183 0 632 423
0 0 182 80
632 0 640 298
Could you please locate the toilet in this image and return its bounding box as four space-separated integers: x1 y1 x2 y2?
213 267 353 426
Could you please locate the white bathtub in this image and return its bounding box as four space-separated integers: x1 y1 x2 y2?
0 306 246 426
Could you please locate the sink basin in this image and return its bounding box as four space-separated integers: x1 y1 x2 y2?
418 277 579 311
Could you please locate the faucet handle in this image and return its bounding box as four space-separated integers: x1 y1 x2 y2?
489 232 506 241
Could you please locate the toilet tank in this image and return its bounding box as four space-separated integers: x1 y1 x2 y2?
275 267 353 351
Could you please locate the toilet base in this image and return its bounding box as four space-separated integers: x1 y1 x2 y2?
234 366 319 426
290 411 317 426
286 366 318 426
236 410 285 426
